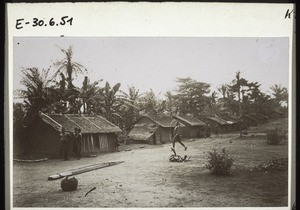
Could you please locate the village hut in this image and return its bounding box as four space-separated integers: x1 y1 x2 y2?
24 112 122 157
248 113 268 124
172 115 208 138
242 115 258 127
202 116 229 134
269 110 286 119
126 123 158 144
127 114 177 144
218 114 241 132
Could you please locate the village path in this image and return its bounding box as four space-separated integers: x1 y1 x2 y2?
13 131 288 207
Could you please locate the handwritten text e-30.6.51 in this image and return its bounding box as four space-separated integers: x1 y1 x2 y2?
16 16 73 30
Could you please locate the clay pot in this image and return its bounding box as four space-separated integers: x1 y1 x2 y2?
61 176 78 191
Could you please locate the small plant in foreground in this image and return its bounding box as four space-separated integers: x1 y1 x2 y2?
205 148 234 175
265 128 287 145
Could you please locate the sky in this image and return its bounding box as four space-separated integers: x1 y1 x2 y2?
13 37 289 100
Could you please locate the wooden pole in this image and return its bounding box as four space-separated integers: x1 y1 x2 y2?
48 161 124 180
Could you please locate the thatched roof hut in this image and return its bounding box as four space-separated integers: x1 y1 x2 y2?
202 116 230 133
172 115 208 138
127 114 178 144
23 112 122 157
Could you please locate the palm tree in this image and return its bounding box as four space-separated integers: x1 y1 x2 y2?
94 82 129 124
228 71 249 137
270 84 288 107
119 85 142 128
80 76 103 114
229 71 249 116
209 91 219 115
17 67 54 124
218 84 228 99
139 89 162 116
53 46 88 89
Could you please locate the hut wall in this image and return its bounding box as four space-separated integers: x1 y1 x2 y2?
82 133 117 154
25 118 61 157
198 126 208 137
243 117 257 127
155 127 172 144
189 126 202 138
179 126 190 139
202 119 227 134
154 129 163 144
107 133 118 151
202 119 218 133
232 123 240 131
148 135 156 145
180 126 201 138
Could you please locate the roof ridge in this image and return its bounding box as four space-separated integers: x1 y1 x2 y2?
82 115 103 131
96 115 119 128
64 114 85 132
144 114 164 127
39 112 62 131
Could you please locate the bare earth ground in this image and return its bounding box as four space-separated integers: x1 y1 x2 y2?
13 118 288 207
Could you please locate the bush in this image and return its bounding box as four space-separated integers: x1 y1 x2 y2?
265 128 287 145
205 148 234 175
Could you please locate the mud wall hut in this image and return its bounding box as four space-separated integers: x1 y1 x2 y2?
172 115 208 138
247 113 268 124
218 114 241 132
202 116 229 134
269 110 286 119
242 115 258 127
24 112 122 158
127 114 177 144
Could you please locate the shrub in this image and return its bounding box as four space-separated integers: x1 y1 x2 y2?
205 148 234 175
265 128 287 145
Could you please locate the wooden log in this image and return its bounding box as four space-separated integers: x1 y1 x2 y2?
13 158 48 163
48 161 124 181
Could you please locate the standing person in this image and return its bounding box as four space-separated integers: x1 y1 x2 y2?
215 124 220 137
205 125 211 137
115 134 120 152
172 122 187 150
73 128 78 156
75 128 82 159
60 127 69 161
74 128 82 159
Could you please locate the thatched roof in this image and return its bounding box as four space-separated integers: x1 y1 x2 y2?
127 123 158 141
203 116 229 125
173 115 207 126
242 114 257 122
247 113 268 122
39 112 122 134
142 114 177 128
257 114 268 119
218 114 240 124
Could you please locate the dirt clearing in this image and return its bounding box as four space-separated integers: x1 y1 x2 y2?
13 120 288 207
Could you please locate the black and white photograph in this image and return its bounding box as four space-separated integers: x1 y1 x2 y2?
6 2 295 210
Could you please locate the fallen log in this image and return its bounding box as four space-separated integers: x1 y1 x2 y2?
13 158 48 163
48 161 124 181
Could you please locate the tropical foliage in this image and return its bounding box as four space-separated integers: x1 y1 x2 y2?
14 46 288 139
